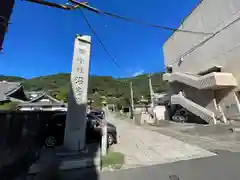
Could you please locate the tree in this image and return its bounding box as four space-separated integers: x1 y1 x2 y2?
0 102 20 110
92 94 103 108
56 92 68 102
0 72 168 108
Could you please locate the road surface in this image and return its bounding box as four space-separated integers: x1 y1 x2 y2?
100 113 240 180
105 112 216 169
100 150 240 180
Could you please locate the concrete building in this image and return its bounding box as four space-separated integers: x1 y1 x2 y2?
163 0 240 124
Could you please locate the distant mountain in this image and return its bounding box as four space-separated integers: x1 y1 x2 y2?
0 72 168 104
0 75 25 82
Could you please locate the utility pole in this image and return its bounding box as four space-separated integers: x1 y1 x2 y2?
101 106 108 156
130 82 135 119
148 74 154 108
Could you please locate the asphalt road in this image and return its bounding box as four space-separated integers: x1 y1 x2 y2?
25 150 240 180
100 150 240 180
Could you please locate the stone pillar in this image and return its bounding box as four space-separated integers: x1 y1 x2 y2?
64 35 91 151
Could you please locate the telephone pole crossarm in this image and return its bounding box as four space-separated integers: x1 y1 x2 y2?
25 0 88 10
69 0 100 13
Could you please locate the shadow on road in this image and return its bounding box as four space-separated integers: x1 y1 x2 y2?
29 143 100 180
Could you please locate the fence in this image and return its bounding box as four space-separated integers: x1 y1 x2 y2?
0 110 63 178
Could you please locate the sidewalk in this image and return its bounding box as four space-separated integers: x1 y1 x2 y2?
106 112 216 169
28 144 101 179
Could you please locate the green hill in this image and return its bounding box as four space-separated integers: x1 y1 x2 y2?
0 72 168 106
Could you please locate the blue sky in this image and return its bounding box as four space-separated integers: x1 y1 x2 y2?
0 0 200 79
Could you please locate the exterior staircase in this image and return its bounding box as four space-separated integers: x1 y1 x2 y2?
163 72 237 89
171 92 216 124
163 70 237 124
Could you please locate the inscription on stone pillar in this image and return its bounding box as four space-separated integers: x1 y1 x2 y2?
64 35 91 151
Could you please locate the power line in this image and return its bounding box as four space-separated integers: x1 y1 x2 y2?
103 11 211 35
78 9 121 69
69 0 212 35
170 15 240 65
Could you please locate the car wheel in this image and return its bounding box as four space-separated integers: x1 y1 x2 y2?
107 133 114 146
45 136 57 148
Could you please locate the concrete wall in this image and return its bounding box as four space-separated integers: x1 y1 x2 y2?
163 0 240 120
163 0 240 85
169 82 217 112
154 105 166 120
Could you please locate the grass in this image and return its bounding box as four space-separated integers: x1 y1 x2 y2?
102 151 125 169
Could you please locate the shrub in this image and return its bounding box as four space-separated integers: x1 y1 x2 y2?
102 151 124 169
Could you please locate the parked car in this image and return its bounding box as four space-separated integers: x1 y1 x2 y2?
44 112 117 148
86 113 117 146
170 104 188 123
89 109 105 119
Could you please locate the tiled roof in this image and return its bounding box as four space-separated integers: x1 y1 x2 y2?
0 81 21 101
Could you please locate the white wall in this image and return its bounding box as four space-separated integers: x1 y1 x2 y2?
154 105 166 120
19 107 67 111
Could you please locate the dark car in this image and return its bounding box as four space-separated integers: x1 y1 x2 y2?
89 109 105 119
44 112 117 148
86 113 117 146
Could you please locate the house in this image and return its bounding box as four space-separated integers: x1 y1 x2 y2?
0 81 67 111
0 81 28 104
25 91 45 101
163 0 240 124
135 96 150 114
18 92 67 111
153 93 169 106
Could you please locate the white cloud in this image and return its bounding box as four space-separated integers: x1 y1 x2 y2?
133 70 144 77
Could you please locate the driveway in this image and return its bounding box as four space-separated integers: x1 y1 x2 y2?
105 112 216 169
143 120 240 152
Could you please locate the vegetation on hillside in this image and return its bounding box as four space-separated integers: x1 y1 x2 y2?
0 72 168 108
0 102 20 110
0 75 24 82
